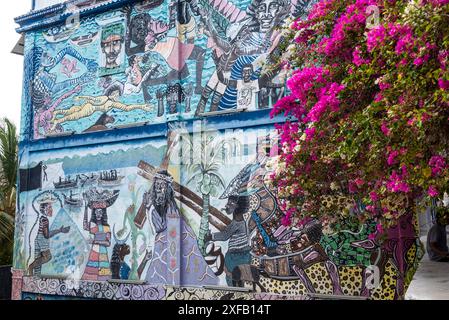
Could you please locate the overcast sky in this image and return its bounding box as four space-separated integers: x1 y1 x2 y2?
0 1 32 128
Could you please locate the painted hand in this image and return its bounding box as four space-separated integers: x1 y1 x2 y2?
60 226 70 234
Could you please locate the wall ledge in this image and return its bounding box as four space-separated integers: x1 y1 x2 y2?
15 0 145 33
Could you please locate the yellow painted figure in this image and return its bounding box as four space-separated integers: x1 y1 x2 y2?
52 87 154 128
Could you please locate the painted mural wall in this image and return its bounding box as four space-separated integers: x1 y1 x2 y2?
16 124 423 300
26 0 315 140
14 0 423 301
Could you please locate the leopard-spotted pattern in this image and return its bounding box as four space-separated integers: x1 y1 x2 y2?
320 194 408 216
251 257 260 268
338 266 364 296
321 195 354 212
406 245 417 265
370 260 398 300
257 260 400 299
380 194 408 216
258 277 308 296
304 262 334 295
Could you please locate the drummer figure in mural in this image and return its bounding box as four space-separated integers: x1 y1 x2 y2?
81 188 120 281
205 195 251 286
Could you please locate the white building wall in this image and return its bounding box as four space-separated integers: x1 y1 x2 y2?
33 0 65 10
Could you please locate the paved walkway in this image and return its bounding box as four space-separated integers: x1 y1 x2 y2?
406 237 449 300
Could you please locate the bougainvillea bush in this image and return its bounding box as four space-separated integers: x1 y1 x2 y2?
268 0 449 236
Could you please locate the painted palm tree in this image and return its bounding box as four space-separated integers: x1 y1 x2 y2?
183 127 240 255
0 118 18 265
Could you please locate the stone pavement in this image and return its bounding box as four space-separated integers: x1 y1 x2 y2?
406 236 449 300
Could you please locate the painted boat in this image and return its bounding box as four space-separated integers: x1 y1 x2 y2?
135 0 164 12
63 191 83 207
53 176 78 190
43 25 76 43
98 176 125 187
70 32 99 47
98 171 125 187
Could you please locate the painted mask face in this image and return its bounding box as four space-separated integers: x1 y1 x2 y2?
224 198 239 216
154 179 168 206
122 245 131 256
166 88 179 106
242 66 253 82
101 35 123 67
40 203 53 217
255 0 281 33
109 90 121 101
94 209 103 222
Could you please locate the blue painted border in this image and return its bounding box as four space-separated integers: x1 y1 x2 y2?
20 109 290 152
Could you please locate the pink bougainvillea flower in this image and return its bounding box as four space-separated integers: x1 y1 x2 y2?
268 0 449 231
438 78 449 90
429 155 446 176
387 150 400 165
428 185 439 197
353 46 370 66
355 178 365 187
386 170 411 193
370 192 379 202
381 122 391 136
376 223 384 234
367 25 386 52
305 127 316 141
374 93 383 102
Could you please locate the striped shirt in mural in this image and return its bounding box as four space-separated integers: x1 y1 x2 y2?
35 216 50 252
212 220 250 253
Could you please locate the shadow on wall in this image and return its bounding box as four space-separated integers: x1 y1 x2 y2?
0 266 12 300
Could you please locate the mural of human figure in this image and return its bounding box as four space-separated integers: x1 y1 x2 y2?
136 170 218 286
155 83 186 116
124 55 161 96
29 46 97 137
217 63 283 111
110 228 131 280
205 195 251 286
51 83 154 128
28 193 70 276
125 9 206 96
34 85 82 138
195 0 290 115
170 0 201 43
81 189 120 281
100 23 125 72
31 47 98 111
